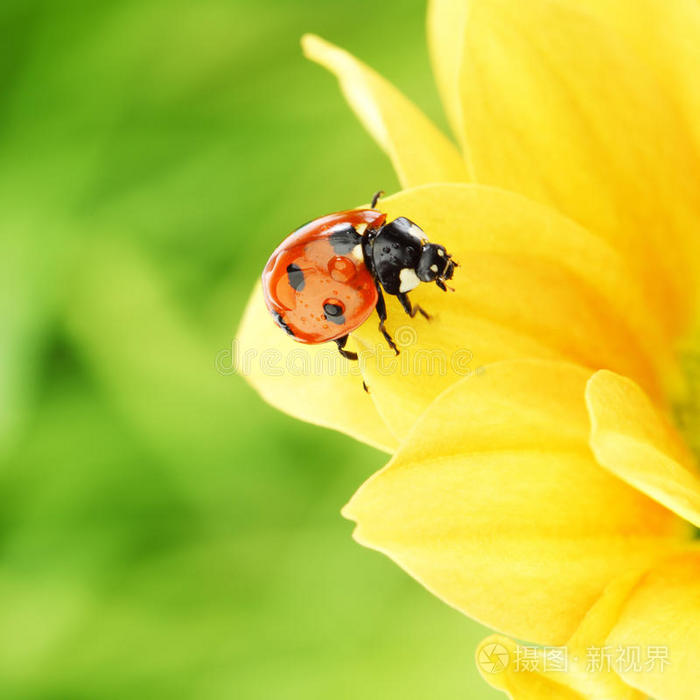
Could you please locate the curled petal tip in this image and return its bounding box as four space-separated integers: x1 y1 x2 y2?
301 33 345 68
299 34 470 188
300 33 325 59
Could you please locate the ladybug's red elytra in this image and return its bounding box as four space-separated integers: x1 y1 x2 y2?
262 191 457 360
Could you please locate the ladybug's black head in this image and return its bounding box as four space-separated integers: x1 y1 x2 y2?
367 217 457 295
416 243 456 286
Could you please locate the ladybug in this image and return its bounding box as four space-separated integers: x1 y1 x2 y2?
262 191 457 360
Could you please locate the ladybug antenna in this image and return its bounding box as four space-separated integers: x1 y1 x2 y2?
370 190 384 208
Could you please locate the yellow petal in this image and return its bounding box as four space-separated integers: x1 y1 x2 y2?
476 635 588 700
586 370 700 528
301 34 470 188
235 284 396 453
352 184 676 440
572 0 700 154
477 572 649 700
607 549 700 700
563 573 649 700
566 570 645 660
480 556 700 700
426 0 471 153
453 0 700 333
343 360 686 644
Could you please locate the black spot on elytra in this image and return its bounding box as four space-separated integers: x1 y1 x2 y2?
323 302 343 317
323 302 346 325
329 224 361 254
286 263 305 291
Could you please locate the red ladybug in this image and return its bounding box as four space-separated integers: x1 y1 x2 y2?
262 192 456 360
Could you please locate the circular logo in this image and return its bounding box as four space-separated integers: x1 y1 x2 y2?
477 642 510 674
394 324 418 348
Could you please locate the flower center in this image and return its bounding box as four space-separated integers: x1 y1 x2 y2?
674 327 700 462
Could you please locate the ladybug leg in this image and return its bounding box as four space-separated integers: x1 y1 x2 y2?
375 284 400 355
334 335 358 361
335 337 370 392
397 291 431 320
370 190 384 208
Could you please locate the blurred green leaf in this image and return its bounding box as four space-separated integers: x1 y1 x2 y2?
0 1 499 698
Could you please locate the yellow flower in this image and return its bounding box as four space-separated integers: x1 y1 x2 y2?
236 1 700 697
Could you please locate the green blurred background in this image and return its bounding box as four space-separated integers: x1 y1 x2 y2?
0 1 499 697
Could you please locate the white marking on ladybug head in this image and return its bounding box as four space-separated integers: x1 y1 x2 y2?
430 264 438 273
437 248 445 257
351 244 363 262
399 268 420 292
